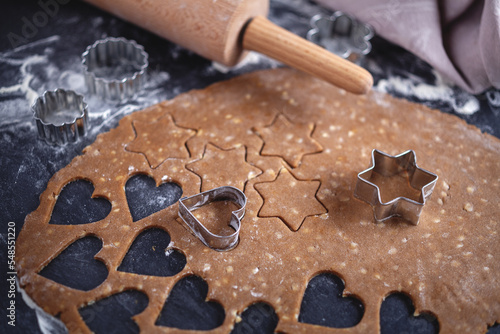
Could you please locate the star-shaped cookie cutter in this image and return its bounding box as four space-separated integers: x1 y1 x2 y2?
354 150 438 225
306 12 374 63
178 186 247 251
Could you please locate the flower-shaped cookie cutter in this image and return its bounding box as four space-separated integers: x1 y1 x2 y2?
307 12 374 63
178 186 247 251
31 89 89 145
82 37 148 101
354 150 438 225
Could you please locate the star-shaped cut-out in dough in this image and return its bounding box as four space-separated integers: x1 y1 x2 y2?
126 114 196 168
186 144 262 192
253 114 322 168
254 168 327 231
354 149 438 225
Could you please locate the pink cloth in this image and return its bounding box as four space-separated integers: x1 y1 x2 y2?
314 0 500 94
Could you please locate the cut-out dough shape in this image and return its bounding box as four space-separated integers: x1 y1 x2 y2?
39 236 108 291
299 273 364 328
380 293 439 334
253 114 322 168
488 323 500 333
155 275 225 330
186 144 262 192
125 174 182 222
49 179 111 225
126 114 196 168
231 302 278 334
254 168 327 231
118 228 186 276
79 290 149 334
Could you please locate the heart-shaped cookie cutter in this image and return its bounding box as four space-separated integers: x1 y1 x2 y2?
178 186 247 251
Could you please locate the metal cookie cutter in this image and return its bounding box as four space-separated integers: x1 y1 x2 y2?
31 89 88 145
178 186 247 251
354 150 438 225
82 37 148 101
307 12 374 63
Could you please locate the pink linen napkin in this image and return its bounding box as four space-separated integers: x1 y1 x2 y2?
314 0 500 93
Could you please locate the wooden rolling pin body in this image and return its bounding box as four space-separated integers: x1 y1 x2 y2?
85 0 268 66
85 0 372 94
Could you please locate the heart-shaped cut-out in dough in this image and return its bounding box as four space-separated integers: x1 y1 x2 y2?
38 236 108 291
231 302 278 334
49 179 111 225
178 186 246 251
380 293 439 334
125 174 182 222
488 323 500 333
155 275 225 330
79 290 148 334
118 228 186 276
299 273 364 328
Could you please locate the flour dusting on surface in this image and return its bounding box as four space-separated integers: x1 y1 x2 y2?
0 36 172 134
0 54 48 105
374 69 479 115
211 51 280 74
18 281 67 334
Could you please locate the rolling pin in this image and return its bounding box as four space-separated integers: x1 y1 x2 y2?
84 0 373 94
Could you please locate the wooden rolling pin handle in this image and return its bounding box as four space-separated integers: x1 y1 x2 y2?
242 16 373 95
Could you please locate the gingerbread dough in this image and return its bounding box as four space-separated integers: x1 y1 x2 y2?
17 68 500 333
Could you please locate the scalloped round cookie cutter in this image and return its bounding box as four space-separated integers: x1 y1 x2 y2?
178 186 247 251
31 89 89 145
307 12 374 63
354 149 438 225
82 37 149 101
